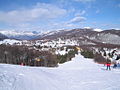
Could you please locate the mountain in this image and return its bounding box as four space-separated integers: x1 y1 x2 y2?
88 29 120 45
37 28 120 45
0 30 41 40
0 28 120 45
0 33 8 40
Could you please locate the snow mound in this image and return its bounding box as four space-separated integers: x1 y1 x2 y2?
58 54 98 70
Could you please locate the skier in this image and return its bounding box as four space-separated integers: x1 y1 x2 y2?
112 58 117 68
106 61 111 70
113 63 117 68
21 62 24 66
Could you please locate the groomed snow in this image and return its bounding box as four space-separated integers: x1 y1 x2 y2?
0 54 120 90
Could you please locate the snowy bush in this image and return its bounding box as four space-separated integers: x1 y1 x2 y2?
81 50 94 59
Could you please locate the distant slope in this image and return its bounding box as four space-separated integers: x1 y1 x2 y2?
88 29 120 45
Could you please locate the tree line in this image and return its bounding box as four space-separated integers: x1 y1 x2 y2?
0 44 58 67
0 45 78 67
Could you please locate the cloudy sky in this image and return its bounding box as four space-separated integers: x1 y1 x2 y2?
0 0 120 31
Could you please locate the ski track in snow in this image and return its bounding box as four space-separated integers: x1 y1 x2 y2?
0 54 120 90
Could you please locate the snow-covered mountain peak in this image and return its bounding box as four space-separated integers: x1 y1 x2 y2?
94 28 103 32
84 27 93 29
83 27 103 32
0 30 41 40
0 30 41 36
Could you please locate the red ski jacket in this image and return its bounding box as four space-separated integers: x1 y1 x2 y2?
106 63 111 66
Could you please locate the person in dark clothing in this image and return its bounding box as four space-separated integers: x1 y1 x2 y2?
113 63 117 68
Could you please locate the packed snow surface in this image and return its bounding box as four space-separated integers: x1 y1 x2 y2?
0 54 120 90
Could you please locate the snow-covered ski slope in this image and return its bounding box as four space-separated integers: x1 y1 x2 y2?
0 54 120 90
